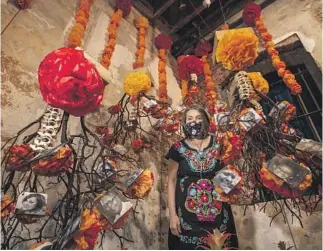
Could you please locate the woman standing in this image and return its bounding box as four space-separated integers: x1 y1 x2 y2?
166 105 238 250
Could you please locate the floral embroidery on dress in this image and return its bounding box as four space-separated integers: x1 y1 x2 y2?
178 207 192 231
179 176 188 193
185 179 222 221
173 140 219 173
180 235 208 246
219 208 229 232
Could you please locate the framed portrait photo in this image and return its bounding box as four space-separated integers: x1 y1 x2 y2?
213 168 242 194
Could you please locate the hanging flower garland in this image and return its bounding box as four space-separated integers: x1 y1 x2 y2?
155 34 172 103
215 28 259 71
243 3 302 95
195 40 217 115
134 17 149 69
101 0 132 69
67 0 94 48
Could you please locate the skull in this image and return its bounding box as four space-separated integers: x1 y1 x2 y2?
203 0 211 8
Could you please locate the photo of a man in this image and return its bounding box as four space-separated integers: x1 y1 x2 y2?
95 188 133 224
213 169 241 194
268 154 311 188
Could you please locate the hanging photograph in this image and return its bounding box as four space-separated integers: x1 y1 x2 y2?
125 169 144 188
94 187 133 225
213 168 242 194
267 154 311 188
15 192 47 216
214 112 230 126
239 108 262 131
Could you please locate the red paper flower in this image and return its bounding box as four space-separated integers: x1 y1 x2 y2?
131 139 143 151
155 33 172 50
208 122 216 134
116 0 132 17
194 41 212 57
108 104 122 115
242 3 262 26
178 55 203 81
38 47 104 117
16 0 32 9
7 144 35 171
32 146 73 176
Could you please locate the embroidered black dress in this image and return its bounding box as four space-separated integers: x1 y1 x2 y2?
166 136 238 250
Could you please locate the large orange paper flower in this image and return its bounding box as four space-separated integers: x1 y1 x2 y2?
216 29 259 70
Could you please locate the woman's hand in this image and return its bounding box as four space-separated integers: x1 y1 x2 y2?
169 214 181 237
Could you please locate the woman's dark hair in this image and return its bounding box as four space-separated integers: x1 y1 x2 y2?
22 193 45 212
181 105 210 139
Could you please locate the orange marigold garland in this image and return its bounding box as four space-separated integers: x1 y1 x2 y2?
134 16 149 69
242 3 302 95
195 40 217 116
101 0 132 69
67 0 94 48
155 34 172 103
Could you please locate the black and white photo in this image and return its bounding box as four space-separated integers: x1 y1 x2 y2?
213 168 241 194
95 159 117 184
267 154 311 188
125 169 144 188
15 192 47 216
268 101 287 118
239 108 262 131
95 187 133 224
214 112 230 127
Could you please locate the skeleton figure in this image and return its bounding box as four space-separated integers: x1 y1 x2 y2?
30 106 63 152
234 71 253 100
250 99 263 114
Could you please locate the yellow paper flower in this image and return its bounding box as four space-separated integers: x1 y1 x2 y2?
247 72 269 101
124 72 151 96
216 29 259 70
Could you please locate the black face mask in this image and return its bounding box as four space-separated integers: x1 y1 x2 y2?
184 121 203 138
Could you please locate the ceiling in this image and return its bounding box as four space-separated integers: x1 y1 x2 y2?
132 0 276 58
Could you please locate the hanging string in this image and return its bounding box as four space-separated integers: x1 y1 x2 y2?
218 0 227 25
